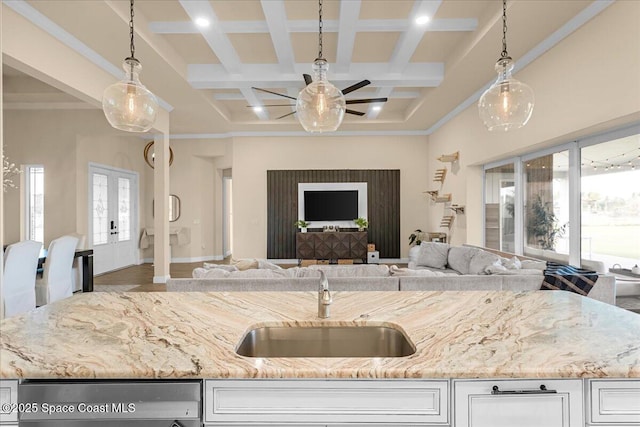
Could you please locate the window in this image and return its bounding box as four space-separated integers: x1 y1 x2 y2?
581 136 640 268
524 150 570 258
483 124 640 270
24 165 44 243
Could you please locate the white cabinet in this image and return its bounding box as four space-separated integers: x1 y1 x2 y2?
204 379 449 425
587 379 640 425
0 380 18 425
453 379 584 427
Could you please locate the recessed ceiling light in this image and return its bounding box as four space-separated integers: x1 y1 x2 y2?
415 15 430 25
253 106 263 113
195 17 210 28
372 105 382 112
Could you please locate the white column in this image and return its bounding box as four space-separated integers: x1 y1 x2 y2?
1 4 5 319
153 127 171 283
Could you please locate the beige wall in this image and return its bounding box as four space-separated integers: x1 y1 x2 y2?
3 110 235 263
140 138 232 261
426 0 640 247
231 135 429 259
3 109 148 249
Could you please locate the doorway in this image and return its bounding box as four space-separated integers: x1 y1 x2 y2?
89 163 139 275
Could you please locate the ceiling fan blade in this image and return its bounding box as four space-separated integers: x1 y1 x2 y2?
345 98 388 105
246 104 296 107
303 74 313 85
341 80 371 95
275 111 297 120
345 109 366 116
251 87 297 101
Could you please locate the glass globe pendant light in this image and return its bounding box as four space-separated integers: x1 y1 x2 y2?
478 0 534 132
102 0 158 133
296 0 346 133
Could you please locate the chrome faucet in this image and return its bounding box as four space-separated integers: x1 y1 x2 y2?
318 270 332 318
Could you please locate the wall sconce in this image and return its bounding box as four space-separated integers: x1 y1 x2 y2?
143 141 174 169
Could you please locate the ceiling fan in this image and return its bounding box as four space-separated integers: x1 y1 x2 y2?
249 75 388 120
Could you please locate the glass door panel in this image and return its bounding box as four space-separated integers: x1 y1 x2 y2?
484 164 515 252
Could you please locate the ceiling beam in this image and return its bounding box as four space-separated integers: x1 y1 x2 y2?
213 90 421 101
148 18 477 35
189 63 443 89
389 0 442 73
335 1 361 74
260 0 296 73
178 0 241 73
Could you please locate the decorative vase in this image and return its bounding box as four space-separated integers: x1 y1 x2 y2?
301 228 307 233
358 227 365 232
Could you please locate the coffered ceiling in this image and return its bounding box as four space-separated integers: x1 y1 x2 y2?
2 0 606 135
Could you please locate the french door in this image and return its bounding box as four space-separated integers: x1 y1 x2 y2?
89 164 139 275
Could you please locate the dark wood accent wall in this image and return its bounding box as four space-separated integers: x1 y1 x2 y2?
267 170 400 259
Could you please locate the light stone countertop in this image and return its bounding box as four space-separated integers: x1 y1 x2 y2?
1 291 639 379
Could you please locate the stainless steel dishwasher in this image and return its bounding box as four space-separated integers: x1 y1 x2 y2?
17 380 201 426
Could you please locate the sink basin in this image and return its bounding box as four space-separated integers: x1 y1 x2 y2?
236 325 416 358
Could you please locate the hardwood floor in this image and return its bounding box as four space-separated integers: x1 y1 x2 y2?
94 259 232 292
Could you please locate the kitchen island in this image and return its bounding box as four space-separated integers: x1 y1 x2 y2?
1 291 639 426
1 290 639 379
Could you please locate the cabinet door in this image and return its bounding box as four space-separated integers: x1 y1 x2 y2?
454 379 583 427
296 233 315 259
588 379 640 424
0 380 18 424
205 379 448 425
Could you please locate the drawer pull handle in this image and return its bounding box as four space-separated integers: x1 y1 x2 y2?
491 385 557 395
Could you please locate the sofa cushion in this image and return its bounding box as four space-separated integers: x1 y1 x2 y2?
415 242 450 269
193 267 231 278
306 264 390 277
448 246 501 275
389 265 447 277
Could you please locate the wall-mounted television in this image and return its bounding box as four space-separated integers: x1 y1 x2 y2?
304 190 358 221
298 183 367 228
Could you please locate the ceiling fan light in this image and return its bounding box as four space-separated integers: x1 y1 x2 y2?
296 59 346 133
102 58 159 133
372 105 382 112
478 57 534 132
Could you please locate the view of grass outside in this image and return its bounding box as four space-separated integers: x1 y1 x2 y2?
581 139 640 269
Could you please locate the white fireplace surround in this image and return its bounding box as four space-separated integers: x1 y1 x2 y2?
297 182 368 229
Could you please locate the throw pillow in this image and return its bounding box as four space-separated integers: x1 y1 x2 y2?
415 242 450 269
257 259 283 270
500 256 522 270
446 246 478 274
468 249 501 275
231 258 259 271
202 263 238 272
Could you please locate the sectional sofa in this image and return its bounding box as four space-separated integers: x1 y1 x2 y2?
166 245 616 305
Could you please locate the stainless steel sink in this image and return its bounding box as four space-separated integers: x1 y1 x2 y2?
236 325 416 358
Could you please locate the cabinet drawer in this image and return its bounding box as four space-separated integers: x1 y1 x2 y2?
205 379 449 424
589 379 640 424
0 380 18 424
454 379 583 427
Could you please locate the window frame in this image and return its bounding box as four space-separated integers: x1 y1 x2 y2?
483 122 640 266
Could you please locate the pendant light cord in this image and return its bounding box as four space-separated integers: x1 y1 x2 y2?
317 0 323 59
129 0 136 60
500 0 509 59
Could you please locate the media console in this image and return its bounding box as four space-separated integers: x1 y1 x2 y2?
296 231 368 263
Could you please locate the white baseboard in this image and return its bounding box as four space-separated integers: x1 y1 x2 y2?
267 259 299 264
224 250 232 258
153 275 170 284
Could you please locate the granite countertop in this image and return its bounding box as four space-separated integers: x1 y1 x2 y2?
1 291 639 379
